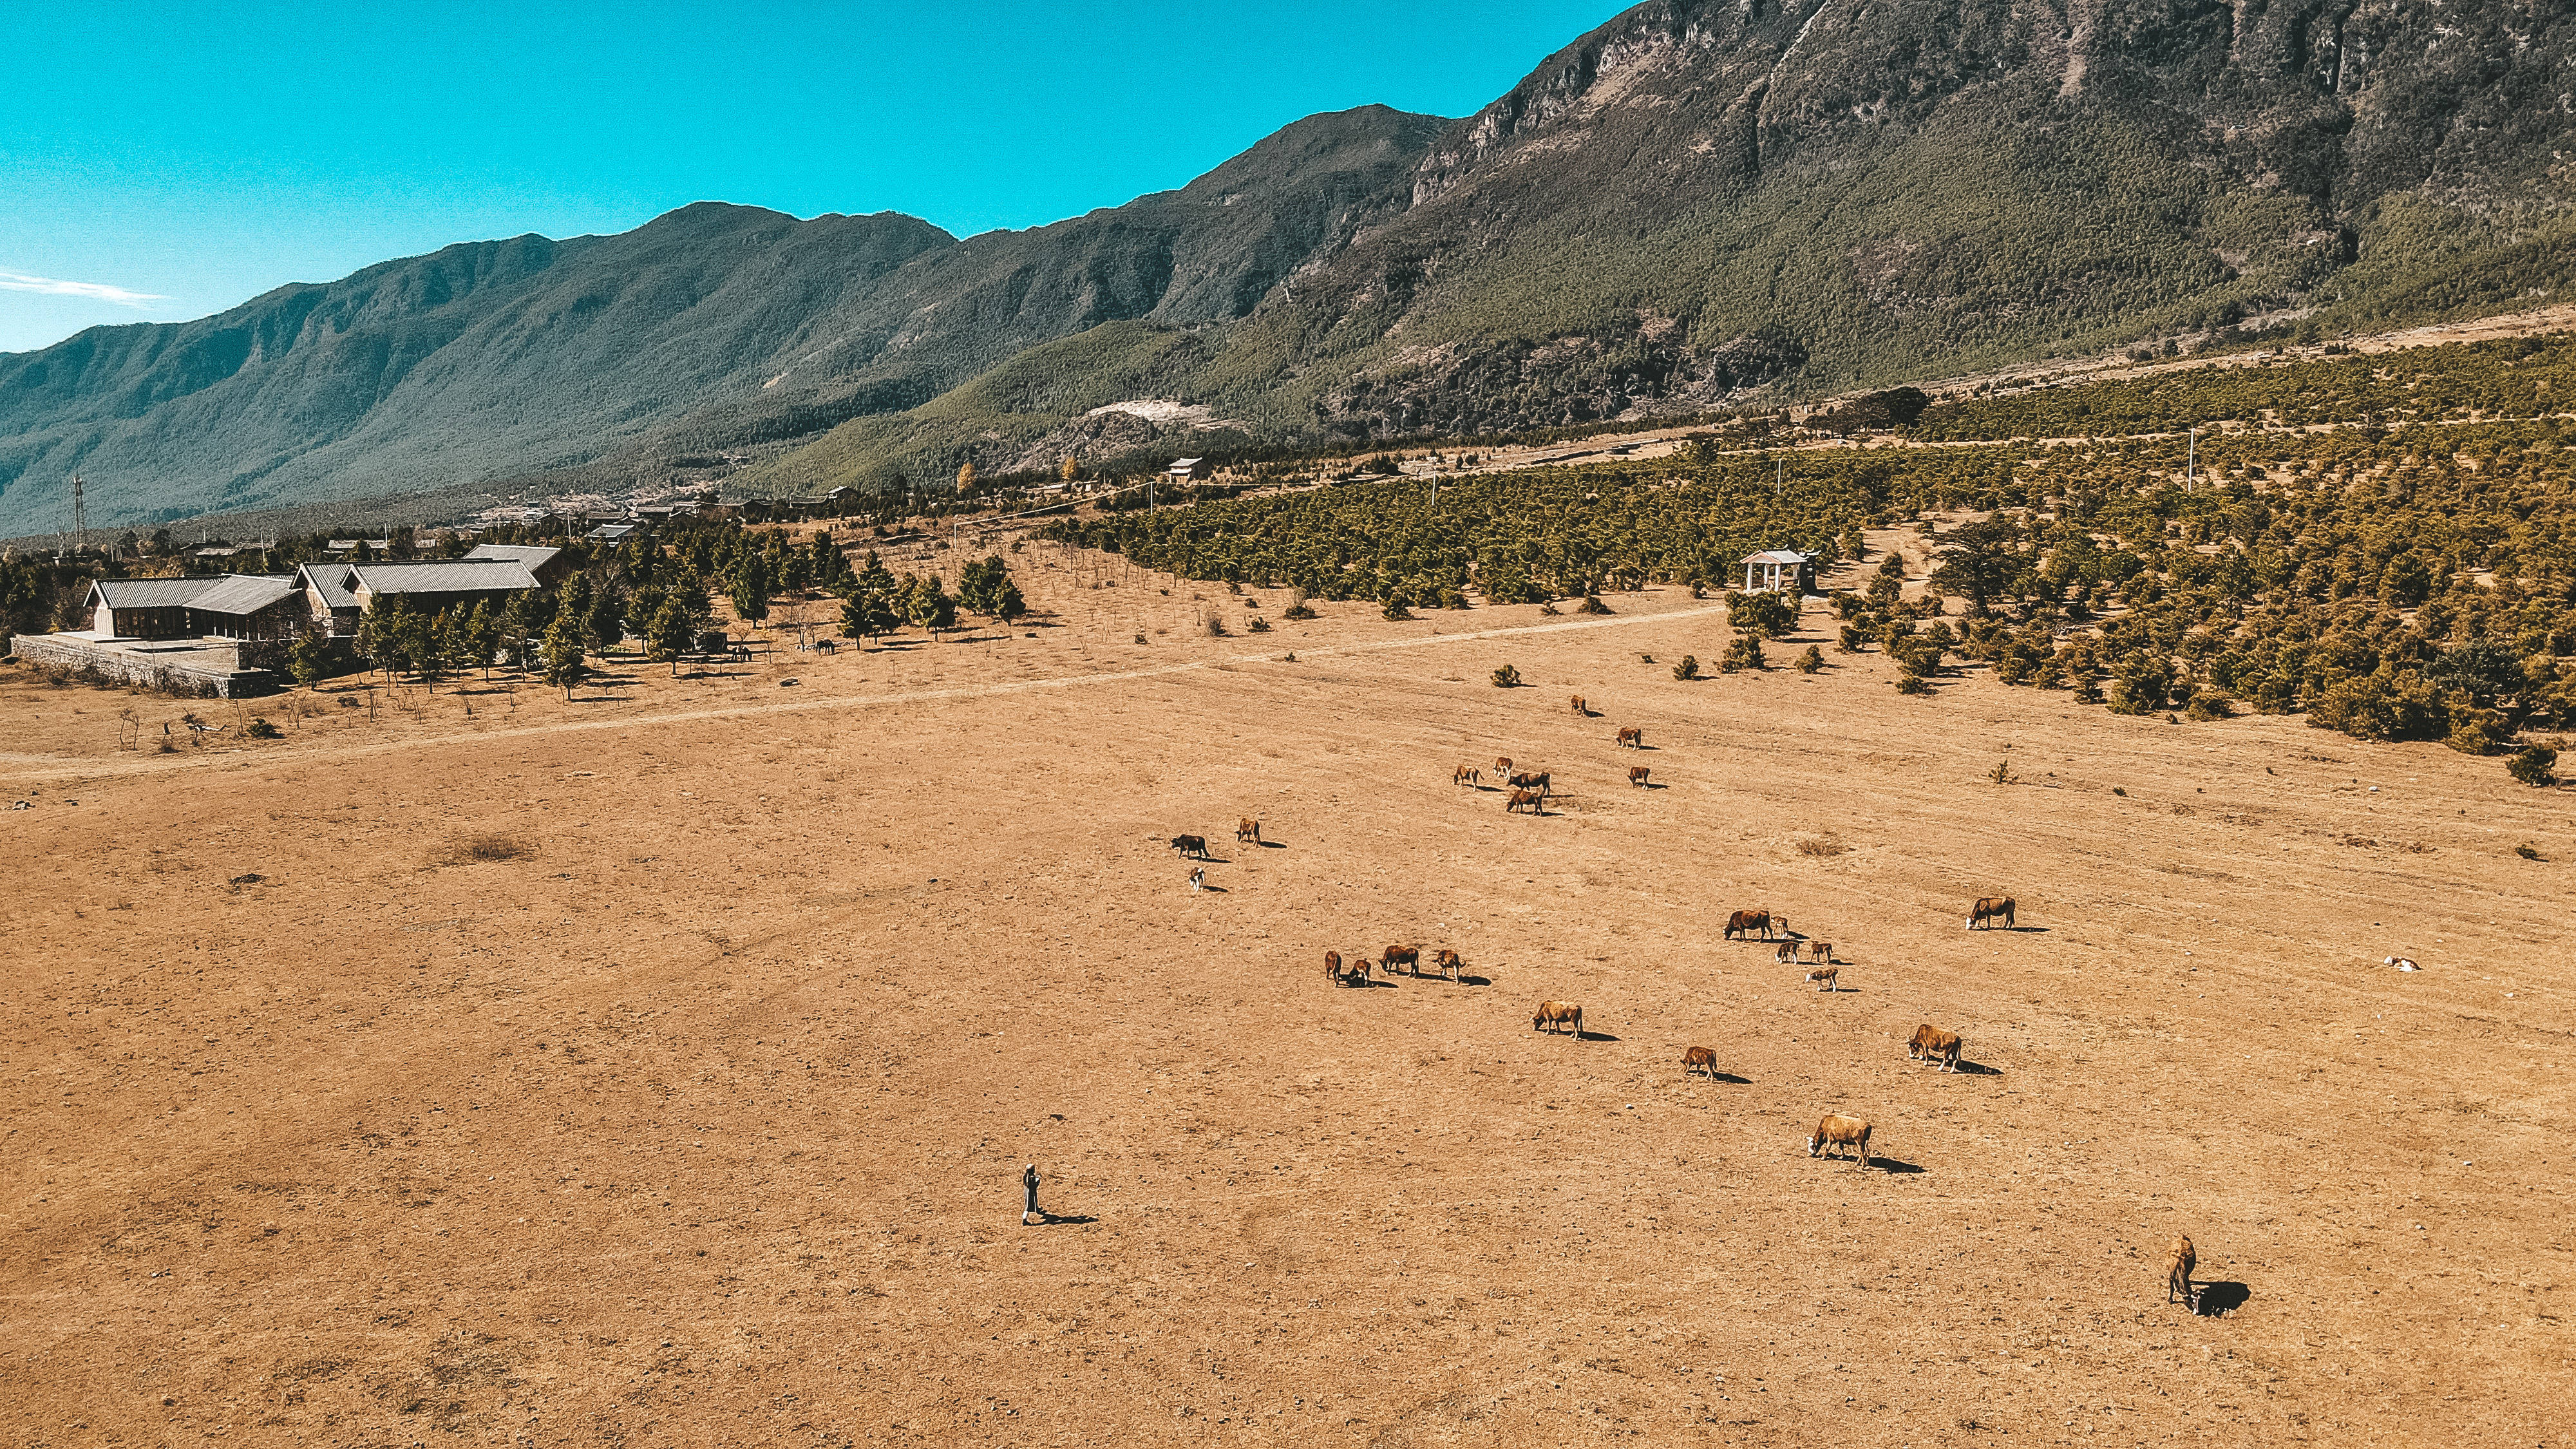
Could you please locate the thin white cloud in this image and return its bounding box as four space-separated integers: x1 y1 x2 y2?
0 270 167 307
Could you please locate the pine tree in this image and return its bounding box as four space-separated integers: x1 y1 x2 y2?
541 613 587 700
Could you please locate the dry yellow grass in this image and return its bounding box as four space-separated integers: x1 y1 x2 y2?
3 538 2569 1444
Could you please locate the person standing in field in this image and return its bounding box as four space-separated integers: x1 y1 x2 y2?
1021 1164 1042 1225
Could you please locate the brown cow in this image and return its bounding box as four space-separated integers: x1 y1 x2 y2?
1967 895 2016 930
1807 1114 1872 1165
1323 950 1343 983
1776 942 1800 965
1236 817 1262 845
1532 1001 1584 1036
1806 940 1834 963
1723 909 1774 942
1628 765 1651 787
1804 965 1839 992
1506 788 1544 815
1454 764 1481 788
1616 726 1643 748
1170 833 1210 859
1508 769 1552 796
1908 1023 1963 1072
1681 1046 1720 1079
1381 943 1422 976
1430 949 1463 981
2166 1236 2199 1311
1570 694 1588 716
1492 755 1513 779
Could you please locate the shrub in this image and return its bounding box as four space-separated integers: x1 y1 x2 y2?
1537 602 1561 616
2514 842 2544 860
2507 745 2558 786
1492 664 1522 688
1576 596 1613 615
245 717 282 739
1247 615 1271 633
1795 645 1824 674
1987 760 2016 785
456 834 531 863
1725 634 1766 671
1837 624 1866 653
1282 602 1318 621
1382 599 1415 621
1895 674 1932 694
1672 654 1700 681
1795 835 1850 857
2184 695 2235 721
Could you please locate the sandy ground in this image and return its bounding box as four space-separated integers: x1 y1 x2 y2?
5 541 2571 1447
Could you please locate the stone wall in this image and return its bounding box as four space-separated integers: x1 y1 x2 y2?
5 634 279 699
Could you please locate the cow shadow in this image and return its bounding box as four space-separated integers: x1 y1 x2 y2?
1953 1058 2003 1075
1257 840 1287 849
1573 1029 1621 1042
1694 1071 1752 1084
1178 855 1233 866
1633 780 1667 789
2193 1282 2250 1317
1029 1211 1097 1227
1191 884 1229 894
1456 974 1492 988
1870 1158 1927 1175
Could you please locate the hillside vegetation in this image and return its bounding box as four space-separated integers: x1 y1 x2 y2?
6 0 2573 535
1057 333 2576 779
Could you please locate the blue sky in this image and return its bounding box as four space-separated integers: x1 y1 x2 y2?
0 1 1625 354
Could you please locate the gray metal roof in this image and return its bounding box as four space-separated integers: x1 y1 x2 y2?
1742 549 1813 565
92 577 223 609
461 544 561 570
583 523 637 541
185 574 301 616
348 560 540 595
300 564 359 611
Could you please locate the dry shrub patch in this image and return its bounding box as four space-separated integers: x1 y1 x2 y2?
452 834 532 864
1795 834 1850 857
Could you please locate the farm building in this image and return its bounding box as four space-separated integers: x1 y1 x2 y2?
460 543 570 585
1165 457 1212 481
584 522 638 545
1739 549 1815 594
88 578 219 639
182 574 307 639
299 559 542 635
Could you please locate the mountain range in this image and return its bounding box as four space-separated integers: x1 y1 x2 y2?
6 0 2571 537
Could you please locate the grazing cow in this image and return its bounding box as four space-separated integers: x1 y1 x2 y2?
1807 940 1834 963
1616 726 1643 748
1776 942 1800 965
1628 765 1651 788
1170 834 1210 860
1532 1001 1584 1036
1508 770 1552 796
1381 944 1422 976
1908 1023 1963 1072
1723 909 1774 942
1188 866 1206 892
1570 695 1588 716
1323 950 1342 983
1506 788 1544 815
1682 1046 1719 1079
1454 764 1481 788
1430 949 1463 981
1493 755 1514 779
1236 817 1262 845
2166 1236 2199 1311
1805 966 1839 992
1967 895 2017 930
1807 1114 1873 1165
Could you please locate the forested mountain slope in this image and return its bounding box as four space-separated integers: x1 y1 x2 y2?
7 0 2571 531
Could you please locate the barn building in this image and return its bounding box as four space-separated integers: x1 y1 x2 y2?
299 559 543 636
1739 549 1815 595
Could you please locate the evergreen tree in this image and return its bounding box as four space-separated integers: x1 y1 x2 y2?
587 582 627 656
647 600 696 676
731 553 772 626
288 626 333 690
540 612 587 699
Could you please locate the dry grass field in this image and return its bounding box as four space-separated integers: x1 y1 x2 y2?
5 542 2570 1447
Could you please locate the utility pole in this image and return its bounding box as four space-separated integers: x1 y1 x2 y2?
2186 429 2197 489
71 474 86 556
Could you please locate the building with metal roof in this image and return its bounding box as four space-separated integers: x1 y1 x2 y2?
88 577 224 639
1739 549 1816 595
182 575 305 639
461 543 569 584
